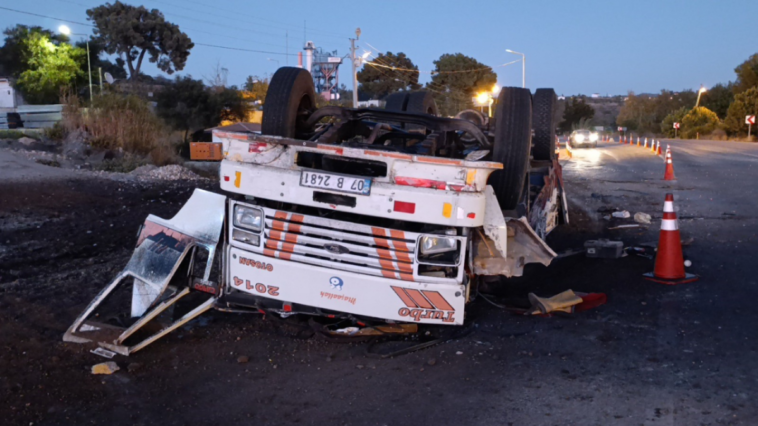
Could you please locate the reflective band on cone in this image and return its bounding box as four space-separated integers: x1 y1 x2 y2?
644 194 698 285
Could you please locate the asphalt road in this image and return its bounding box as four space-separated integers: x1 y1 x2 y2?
2 139 758 425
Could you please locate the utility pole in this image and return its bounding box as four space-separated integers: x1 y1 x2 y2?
98 67 103 94
350 28 361 108
86 40 93 101
286 31 288 66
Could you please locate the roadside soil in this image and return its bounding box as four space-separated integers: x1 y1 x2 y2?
1 143 757 425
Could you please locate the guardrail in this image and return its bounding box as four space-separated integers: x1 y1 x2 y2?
0 104 63 129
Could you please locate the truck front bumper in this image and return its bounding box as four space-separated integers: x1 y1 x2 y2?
226 245 466 325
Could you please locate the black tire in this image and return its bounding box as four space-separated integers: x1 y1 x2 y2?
384 92 409 112
532 88 557 160
405 91 438 116
488 87 532 211
261 67 316 139
405 91 438 133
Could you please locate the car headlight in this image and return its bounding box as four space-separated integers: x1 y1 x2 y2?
574 134 585 143
589 133 599 142
234 205 263 232
420 235 457 255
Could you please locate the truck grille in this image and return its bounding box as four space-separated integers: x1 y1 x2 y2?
260 208 418 281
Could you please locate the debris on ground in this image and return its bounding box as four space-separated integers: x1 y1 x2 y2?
611 210 631 218
526 290 607 315
634 212 652 224
130 164 205 181
90 347 116 359
608 224 641 230
91 361 120 375
584 239 624 258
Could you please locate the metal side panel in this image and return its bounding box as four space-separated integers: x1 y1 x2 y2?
227 246 466 325
472 217 557 278
63 189 227 355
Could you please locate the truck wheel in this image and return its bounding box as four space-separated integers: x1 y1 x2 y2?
405 91 438 133
532 88 557 160
261 67 316 139
384 92 409 112
488 87 532 211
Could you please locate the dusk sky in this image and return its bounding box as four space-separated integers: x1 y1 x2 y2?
2 0 756 96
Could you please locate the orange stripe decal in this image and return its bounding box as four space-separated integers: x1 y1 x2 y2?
288 223 302 233
376 249 393 260
422 291 454 311
269 230 283 241
290 214 304 223
378 258 395 271
390 230 409 252
264 241 279 250
399 273 414 282
397 262 413 274
272 220 286 230
284 232 299 243
274 211 288 220
391 286 417 307
280 242 296 253
381 269 396 279
405 289 434 309
263 248 275 257
278 251 292 260
395 251 412 263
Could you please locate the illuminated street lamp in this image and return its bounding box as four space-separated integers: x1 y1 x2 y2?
695 86 707 108
505 49 525 88
59 25 93 102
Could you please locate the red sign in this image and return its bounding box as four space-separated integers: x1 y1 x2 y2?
673 122 680 129
746 115 756 125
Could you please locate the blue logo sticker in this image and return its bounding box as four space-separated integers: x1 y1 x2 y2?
329 276 343 291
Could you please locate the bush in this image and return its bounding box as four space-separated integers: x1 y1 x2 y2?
723 87 758 137
681 107 720 139
63 92 181 164
661 107 688 137
43 122 67 141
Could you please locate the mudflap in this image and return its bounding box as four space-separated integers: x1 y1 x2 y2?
472 186 557 277
63 189 226 356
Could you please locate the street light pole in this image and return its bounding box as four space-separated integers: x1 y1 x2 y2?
506 49 525 88
350 28 361 108
695 86 707 108
59 25 93 101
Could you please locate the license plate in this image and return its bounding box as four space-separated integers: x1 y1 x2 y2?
300 170 372 195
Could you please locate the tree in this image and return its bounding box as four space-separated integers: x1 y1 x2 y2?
733 54 758 95
0 25 68 77
357 51 420 99
242 75 269 105
616 90 696 134
660 107 688 137
723 87 758 137
14 32 85 104
87 2 193 81
76 38 127 81
559 97 595 133
156 76 249 143
428 53 497 116
681 106 719 139
701 83 734 119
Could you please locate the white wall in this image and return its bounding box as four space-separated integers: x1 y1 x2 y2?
0 80 15 108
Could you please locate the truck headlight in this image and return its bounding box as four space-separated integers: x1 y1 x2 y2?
420 235 457 255
574 134 585 143
234 205 263 232
589 133 599 142
418 235 460 265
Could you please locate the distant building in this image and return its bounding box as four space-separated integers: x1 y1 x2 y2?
0 78 23 109
591 93 600 98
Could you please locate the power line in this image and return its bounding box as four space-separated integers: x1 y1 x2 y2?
0 5 92 28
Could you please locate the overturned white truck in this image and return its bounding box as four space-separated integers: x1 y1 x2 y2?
65 68 568 355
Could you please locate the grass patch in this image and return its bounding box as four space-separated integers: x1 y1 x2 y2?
0 130 31 140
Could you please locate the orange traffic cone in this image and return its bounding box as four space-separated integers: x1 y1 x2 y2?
651 139 656 153
643 194 698 285
657 141 662 155
663 147 676 180
637 136 641 147
644 137 648 148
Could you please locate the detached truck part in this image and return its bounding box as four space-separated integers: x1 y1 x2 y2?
64 68 568 355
